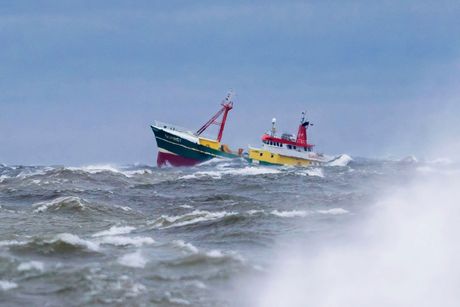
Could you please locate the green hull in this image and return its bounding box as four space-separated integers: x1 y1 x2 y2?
151 125 238 166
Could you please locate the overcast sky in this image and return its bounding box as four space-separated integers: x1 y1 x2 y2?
1 1 459 165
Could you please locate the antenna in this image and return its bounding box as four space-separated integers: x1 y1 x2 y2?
271 118 277 137
300 111 306 124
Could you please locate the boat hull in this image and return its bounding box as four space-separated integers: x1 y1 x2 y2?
151 125 238 167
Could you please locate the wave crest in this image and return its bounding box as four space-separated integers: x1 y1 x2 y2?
150 210 238 228
32 196 87 213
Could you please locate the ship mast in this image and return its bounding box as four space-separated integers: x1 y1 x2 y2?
296 111 311 146
196 91 234 142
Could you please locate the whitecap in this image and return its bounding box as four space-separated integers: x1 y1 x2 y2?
179 166 280 180
400 155 418 163
0 280 18 291
16 168 51 179
51 233 100 252
271 210 309 218
173 240 199 253
0 240 26 247
247 209 264 215
168 297 191 305
153 210 237 228
67 164 122 174
328 154 353 167
92 226 136 237
206 250 224 258
186 280 207 289
98 236 154 247
296 168 324 178
317 208 349 215
17 261 44 272
113 205 133 212
118 251 147 268
32 196 86 213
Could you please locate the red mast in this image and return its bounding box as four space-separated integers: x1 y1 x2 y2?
296 111 309 146
196 91 234 142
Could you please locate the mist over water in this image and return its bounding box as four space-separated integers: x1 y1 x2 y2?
247 162 460 307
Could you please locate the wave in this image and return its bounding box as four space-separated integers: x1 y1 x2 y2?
0 240 26 248
97 236 154 247
16 167 53 179
179 166 280 180
66 164 155 178
92 226 136 237
317 208 349 215
0 280 17 291
328 154 353 167
399 155 418 163
118 250 147 268
32 196 87 213
150 210 238 228
270 208 348 218
271 210 309 218
67 164 122 174
173 240 199 253
49 233 100 252
17 261 44 272
170 240 244 266
8 233 100 254
295 168 324 178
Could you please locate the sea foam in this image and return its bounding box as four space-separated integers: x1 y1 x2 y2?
17 261 44 272
271 210 309 218
32 196 86 213
92 226 136 237
118 251 147 268
328 154 353 167
0 280 17 291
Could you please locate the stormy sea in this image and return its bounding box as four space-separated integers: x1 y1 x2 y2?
1 156 459 307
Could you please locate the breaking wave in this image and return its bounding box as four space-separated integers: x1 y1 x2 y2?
179 166 281 180
97 236 155 247
8 233 100 254
92 226 136 237
271 210 309 218
0 280 18 291
150 210 238 228
17 261 44 272
170 240 244 265
118 250 148 268
66 164 148 176
328 154 353 166
317 208 349 215
295 168 324 177
33 196 87 213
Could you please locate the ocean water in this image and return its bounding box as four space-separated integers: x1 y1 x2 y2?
0 157 459 306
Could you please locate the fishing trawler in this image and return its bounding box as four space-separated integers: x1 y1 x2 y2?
151 92 243 167
248 112 337 166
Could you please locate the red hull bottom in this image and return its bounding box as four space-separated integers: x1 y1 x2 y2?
157 151 203 167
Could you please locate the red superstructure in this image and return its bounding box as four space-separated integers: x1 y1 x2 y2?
261 112 314 151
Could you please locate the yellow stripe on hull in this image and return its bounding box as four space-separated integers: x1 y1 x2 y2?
249 148 320 167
